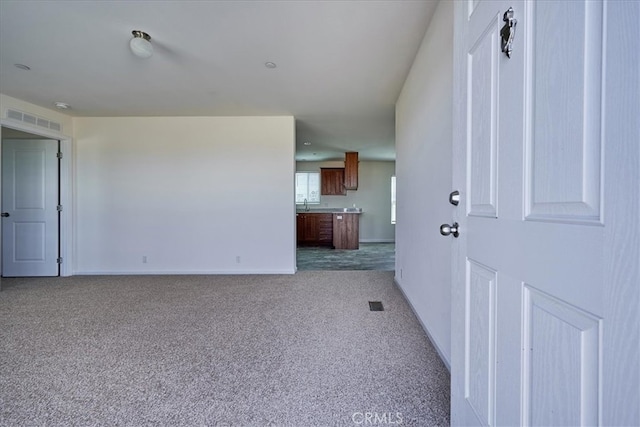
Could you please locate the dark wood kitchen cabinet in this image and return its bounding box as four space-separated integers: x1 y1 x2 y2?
344 152 358 190
320 168 346 196
317 214 333 245
333 212 359 249
297 213 333 246
297 213 318 244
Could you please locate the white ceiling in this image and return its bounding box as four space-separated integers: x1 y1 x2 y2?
0 0 438 161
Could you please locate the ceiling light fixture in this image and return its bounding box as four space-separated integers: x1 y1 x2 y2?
54 102 70 110
265 61 277 69
303 141 312 146
130 30 153 59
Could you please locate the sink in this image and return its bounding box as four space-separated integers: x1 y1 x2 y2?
342 207 362 213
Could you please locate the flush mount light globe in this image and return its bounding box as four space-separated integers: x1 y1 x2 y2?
130 30 153 58
53 102 70 110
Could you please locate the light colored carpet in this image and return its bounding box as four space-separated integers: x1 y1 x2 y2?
0 271 450 426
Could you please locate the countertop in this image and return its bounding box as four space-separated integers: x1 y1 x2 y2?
296 208 363 214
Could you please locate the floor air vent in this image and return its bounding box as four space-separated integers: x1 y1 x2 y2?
5 109 63 133
369 301 384 311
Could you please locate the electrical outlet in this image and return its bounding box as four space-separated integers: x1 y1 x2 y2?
236 256 241 263
142 256 148 264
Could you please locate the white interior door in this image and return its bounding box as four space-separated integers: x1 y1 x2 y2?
1 139 59 277
451 1 639 426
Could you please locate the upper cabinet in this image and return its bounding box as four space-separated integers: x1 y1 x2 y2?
321 168 346 195
344 152 358 190
319 152 358 195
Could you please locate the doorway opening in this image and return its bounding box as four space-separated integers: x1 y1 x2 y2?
0 124 72 278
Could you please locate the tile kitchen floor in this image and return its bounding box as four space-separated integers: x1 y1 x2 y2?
296 242 395 271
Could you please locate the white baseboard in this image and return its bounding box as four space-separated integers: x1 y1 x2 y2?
358 239 395 243
73 269 297 275
394 276 451 372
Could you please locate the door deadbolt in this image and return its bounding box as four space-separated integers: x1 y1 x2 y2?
1 212 9 217
440 222 459 238
449 190 460 206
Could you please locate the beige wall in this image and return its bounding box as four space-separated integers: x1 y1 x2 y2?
1 94 298 275
395 0 454 367
73 116 296 274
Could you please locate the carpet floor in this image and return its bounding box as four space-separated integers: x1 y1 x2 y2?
0 272 450 426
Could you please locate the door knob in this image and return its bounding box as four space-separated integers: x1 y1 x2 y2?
1 212 9 217
440 222 459 238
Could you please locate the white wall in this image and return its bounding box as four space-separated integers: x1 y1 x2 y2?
74 116 295 274
296 160 395 242
395 0 453 368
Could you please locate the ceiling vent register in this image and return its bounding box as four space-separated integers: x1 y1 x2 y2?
5 109 62 133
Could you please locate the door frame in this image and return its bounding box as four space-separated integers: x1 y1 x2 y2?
0 120 73 277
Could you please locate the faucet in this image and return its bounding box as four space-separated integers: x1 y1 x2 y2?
303 198 310 211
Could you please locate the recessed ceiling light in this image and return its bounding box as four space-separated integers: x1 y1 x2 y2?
14 64 31 70
54 102 70 110
265 61 277 69
303 141 312 146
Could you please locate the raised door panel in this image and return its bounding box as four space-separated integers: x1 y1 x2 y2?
465 260 497 426
467 10 499 218
522 287 601 426
525 1 603 224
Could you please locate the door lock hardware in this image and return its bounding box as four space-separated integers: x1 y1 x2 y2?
449 190 460 206
1 212 9 217
500 7 517 58
440 222 459 238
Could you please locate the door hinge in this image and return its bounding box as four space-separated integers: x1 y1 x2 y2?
57 205 63 212
57 257 63 264
57 151 63 159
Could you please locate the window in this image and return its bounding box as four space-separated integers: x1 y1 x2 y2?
295 172 320 204
391 176 396 224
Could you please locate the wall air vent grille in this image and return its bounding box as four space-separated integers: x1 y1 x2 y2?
5 109 63 133
23 114 37 125
6 109 22 121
